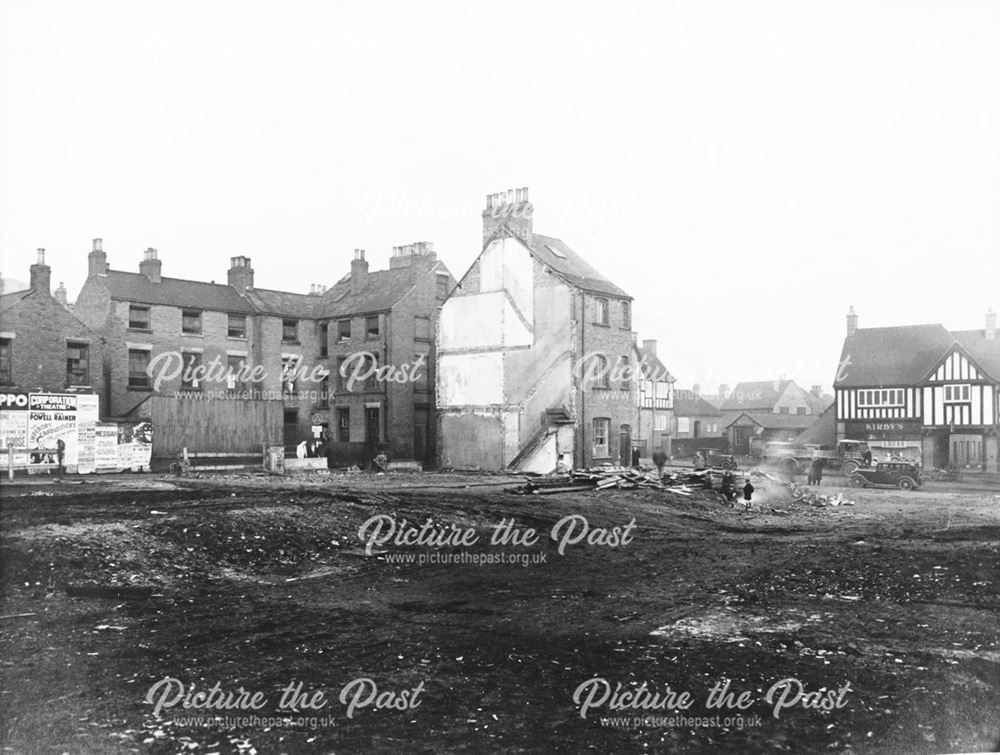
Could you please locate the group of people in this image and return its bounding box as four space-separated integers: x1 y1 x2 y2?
720 470 754 511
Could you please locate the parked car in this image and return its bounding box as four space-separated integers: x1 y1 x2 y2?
849 462 923 491
694 448 737 470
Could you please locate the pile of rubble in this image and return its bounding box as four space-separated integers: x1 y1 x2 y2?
513 467 707 496
789 483 856 507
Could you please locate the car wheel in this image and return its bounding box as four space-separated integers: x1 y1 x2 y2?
842 460 859 476
898 477 914 491
849 475 865 488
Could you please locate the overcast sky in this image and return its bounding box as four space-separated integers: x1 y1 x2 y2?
1 0 997 393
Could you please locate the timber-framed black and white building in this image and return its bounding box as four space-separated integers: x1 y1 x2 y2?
834 308 999 471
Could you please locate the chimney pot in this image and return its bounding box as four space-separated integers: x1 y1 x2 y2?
92 238 102 252
30 249 52 294
36 248 45 265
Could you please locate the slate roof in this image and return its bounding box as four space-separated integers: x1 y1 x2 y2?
833 324 980 387
720 380 793 411
245 288 322 318
0 289 31 315
318 267 421 318
792 404 837 447
722 411 816 430
523 233 630 298
673 393 724 417
633 343 675 383
101 271 257 314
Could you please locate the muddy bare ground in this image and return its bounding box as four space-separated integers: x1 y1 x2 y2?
1 473 999 754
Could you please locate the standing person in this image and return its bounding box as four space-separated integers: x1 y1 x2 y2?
721 470 736 507
742 478 754 511
652 449 667 477
55 439 65 482
862 448 872 467
631 446 641 468
812 457 824 486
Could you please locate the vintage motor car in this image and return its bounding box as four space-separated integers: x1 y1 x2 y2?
848 461 923 490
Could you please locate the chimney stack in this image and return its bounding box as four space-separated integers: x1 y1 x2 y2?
54 282 68 306
139 247 162 283
482 186 533 247
88 237 108 277
642 339 657 356
846 306 858 337
811 385 823 397
987 308 997 341
351 249 368 294
718 384 730 399
227 255 254 291
30 248 51 294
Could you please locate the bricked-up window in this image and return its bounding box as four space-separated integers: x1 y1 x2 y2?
318 321 329 357
66 342 90 386
282 319 298 343
414 316 431 341
365 316 380 339
226 355 246 391
592 417 610 458
436 274 449 299
0 338 12 384
621 301 631 330
336 407 350 442
228 314 246 338
181 352 202 390
128 349 151 388
128 305 150 330
337 319 351 341
335 356 348 392
181 309 202 334
596 298 609 326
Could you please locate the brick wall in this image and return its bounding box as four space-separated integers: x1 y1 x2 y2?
0 291 105 398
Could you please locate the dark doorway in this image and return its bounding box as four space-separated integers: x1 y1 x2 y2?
283 409 298 452
618 424 631 467
365 407 381 446
414 406 428 465
693 420 701 439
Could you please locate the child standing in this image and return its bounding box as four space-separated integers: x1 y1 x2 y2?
742 478 754 511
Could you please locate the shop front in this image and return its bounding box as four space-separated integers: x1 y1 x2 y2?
843 419 923 464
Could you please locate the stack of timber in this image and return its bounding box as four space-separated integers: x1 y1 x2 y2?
514 467 702 496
